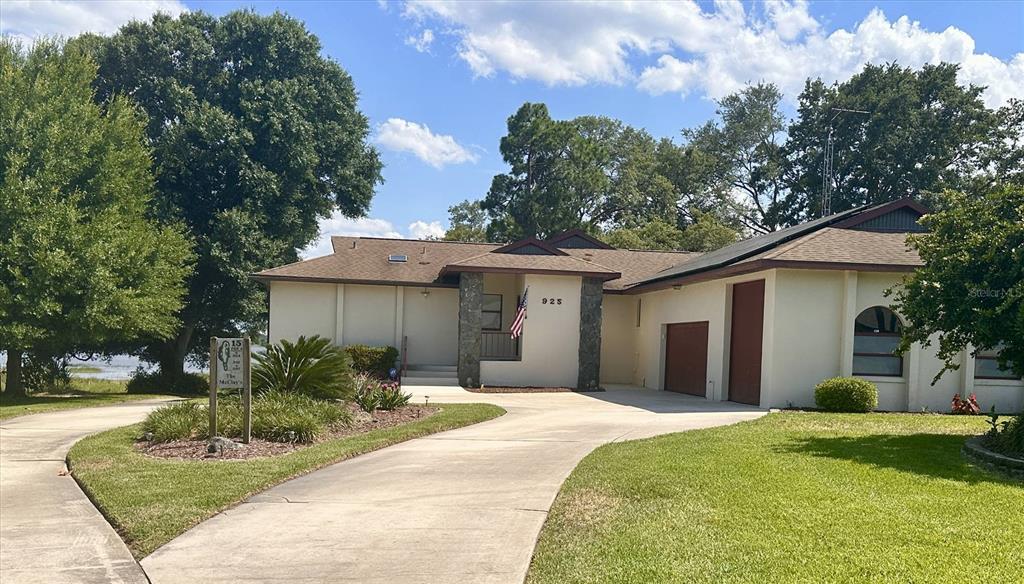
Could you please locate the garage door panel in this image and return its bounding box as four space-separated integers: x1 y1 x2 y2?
664 321 709 397
728 280 764 406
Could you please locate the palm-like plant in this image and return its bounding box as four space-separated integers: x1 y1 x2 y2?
252 335 354 401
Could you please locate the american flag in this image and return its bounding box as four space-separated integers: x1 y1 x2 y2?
510 287 529 339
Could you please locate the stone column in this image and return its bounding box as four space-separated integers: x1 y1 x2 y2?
458 272 483 387
578 277 603 390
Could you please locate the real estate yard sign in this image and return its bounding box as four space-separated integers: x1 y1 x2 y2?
209 337 252 444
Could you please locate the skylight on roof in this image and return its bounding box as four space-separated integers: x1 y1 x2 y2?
388 254 408 263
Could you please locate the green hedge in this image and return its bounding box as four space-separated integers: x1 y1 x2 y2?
814 377 878 413
343 344 399 378
126 370 208 395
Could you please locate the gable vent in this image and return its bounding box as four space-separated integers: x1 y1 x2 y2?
388 254 408 263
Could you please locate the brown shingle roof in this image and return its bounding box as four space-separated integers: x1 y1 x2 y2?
441 249 620 279
562 248 700 290
254 237 499 286
254 219 922 293
254 236 690 288
739 228 922 267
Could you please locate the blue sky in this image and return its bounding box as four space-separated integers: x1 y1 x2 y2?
3 0 1022 255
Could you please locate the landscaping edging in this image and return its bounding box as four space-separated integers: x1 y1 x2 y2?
962 436 1024 479
68 403 506 558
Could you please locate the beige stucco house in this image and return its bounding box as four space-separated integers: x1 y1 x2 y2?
254 199 1023 412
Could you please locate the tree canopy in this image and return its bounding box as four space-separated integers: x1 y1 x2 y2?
457 62 1018 250
469 102 727 245
0 40 192 395
784 63 1001 221
443 199 489 242
605 213 737 252
892 186 1024 381
76 10 383 379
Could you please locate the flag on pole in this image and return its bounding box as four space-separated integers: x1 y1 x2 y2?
510 287 529 339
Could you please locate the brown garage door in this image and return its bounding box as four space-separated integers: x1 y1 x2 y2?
664 321 709 397
728 280 764 406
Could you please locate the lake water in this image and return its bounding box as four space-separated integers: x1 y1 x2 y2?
0 353 207 380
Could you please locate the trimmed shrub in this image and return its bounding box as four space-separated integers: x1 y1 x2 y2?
344 344 399 378
814 377 878 412
141 392 352 444
252 335 354 401
127 369 208 395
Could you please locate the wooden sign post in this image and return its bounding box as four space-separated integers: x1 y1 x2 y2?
210 337 252 444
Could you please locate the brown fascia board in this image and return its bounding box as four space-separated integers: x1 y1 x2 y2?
250 274 458 288
491 237 569 255
440 265 622 281
831 198 929 229
545 229 614 249
623 259 918 294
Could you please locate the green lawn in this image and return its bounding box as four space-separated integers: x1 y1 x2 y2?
0 378 161 420
69 402 505 557
528 412 1022 584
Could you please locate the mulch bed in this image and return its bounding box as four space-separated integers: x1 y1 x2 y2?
466 386 605 393
135 403 438 461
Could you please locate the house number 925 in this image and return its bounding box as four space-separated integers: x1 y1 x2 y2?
541 297 562 305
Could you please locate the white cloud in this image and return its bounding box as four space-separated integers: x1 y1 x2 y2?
405 28 434 52
375 118 478 168
301 213 446 258
0 0 186 43
402 1 1023 107
408 220 445 239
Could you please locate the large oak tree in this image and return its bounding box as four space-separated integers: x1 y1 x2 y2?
0 41 192 395
76 11 383 381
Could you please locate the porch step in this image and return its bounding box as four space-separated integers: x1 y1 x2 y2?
401 375 460 387
406 364 457 373
402 368 457 378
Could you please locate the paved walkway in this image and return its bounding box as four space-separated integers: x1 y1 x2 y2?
143 388 764 584
0 399 176 584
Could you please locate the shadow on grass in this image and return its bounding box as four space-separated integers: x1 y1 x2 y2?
780 433 1020 485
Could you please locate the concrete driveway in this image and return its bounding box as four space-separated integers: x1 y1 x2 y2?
0 399 177 584
143 387 763 584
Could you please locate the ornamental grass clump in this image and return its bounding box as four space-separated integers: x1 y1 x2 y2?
219 391 351 443
814 377 878 413
140 391 351 444
252 335 355 401
141 401 207 442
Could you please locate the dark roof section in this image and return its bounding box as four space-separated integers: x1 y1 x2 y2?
832 198 928 232
633 198 926 289
546 229 614 250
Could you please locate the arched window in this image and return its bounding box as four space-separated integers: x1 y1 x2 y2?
853 307 904 377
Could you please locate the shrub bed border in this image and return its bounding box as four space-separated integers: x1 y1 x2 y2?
962 436 1024 479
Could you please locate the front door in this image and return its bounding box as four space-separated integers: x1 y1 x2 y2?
664 321 709 397
728 280 765 406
